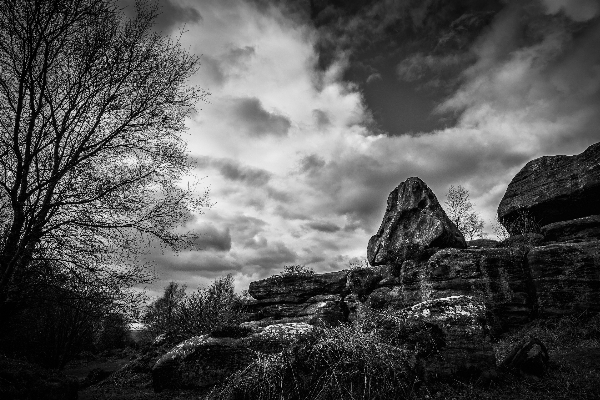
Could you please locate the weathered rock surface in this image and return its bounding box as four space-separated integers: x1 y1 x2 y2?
400 296 496 382
528 240 600 317
248 271 348 302
425 247 535 334
152 323 313 392
498 142 600 232
500 337 549 377
245 294 346 326
541 215 600 243
367 177 466 266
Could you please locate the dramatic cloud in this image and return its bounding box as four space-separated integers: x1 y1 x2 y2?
305 220 341 233
230 97 292 137
190 223 232 252
194 156 272 186
121 0 202 32
136 0 600 298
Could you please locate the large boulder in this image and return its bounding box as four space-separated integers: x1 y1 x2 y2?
400 296 496 382
498 142 600 233
152 323 313 392
368 177 466 266
528 240 600 317
248 270 348 303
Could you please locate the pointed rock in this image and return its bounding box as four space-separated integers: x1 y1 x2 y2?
367 177 466 266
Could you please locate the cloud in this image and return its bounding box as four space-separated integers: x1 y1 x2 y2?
121 0 202 32
189 223 232 252
541 0 600 21
305 220 341 233
312 109 331 129
243 241 298 274
230 97 292 137
194 156 272 186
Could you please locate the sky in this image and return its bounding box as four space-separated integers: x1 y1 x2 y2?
122 0 600 297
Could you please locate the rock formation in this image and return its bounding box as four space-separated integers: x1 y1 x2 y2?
498 142 600 232
156 141 600 393
152 323 313 392
367 177 466 266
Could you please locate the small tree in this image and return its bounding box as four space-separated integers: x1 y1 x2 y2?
444 185 485 240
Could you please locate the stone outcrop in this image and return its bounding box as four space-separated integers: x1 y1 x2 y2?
541 215 600 243
248 271 348 302
528 241 600 317
367 177 466 266
425 247 535 335
500 337 549 377
498 142 600 232
191 142 600 392
401 296 496 381
152 323 313 392
246 271 349 326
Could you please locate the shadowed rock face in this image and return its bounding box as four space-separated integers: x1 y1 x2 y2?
498 142 600 233
367 177 466 266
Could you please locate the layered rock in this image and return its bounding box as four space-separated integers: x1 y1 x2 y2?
528 241 600 317
246 271 349 326
367 177 466 266
498 142 600 232
425 247 535 334
400 296 496 381
541 215 600 243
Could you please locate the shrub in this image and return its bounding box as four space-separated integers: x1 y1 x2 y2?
142 274 247 343
208 305 449 400
280 265 314 276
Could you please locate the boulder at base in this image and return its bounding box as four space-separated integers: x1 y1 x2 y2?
152 323 313 392
498 142 600 233
400 295 496 382
368 177 466 266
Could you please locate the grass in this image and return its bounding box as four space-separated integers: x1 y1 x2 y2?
77 311 600 400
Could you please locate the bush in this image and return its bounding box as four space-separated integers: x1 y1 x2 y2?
208 305 448 400
142 274 247 343
280 265 315 276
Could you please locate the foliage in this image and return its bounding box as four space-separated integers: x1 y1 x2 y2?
0 0 208 313
444 185 485 240
208 305 450 400
142 275 246 343
280 265 315 276
348 256 370 270
0 259 144 368
501 209 542 236
492 216 511 241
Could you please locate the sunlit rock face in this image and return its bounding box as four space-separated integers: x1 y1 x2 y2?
498 142 600 233
367 177 466 266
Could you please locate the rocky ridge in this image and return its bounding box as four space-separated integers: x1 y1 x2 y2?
154 141 600 392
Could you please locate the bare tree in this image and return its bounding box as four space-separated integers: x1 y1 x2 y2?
0 0 208 310
444 185 485 240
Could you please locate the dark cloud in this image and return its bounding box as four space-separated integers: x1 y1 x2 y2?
244 241 298 274
312 109 331 129
299 154 326 174
190 224 232 252
274 205 310 220
305 220 341 233
231 97 291 137
194 156 272 186
121 0 202 33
